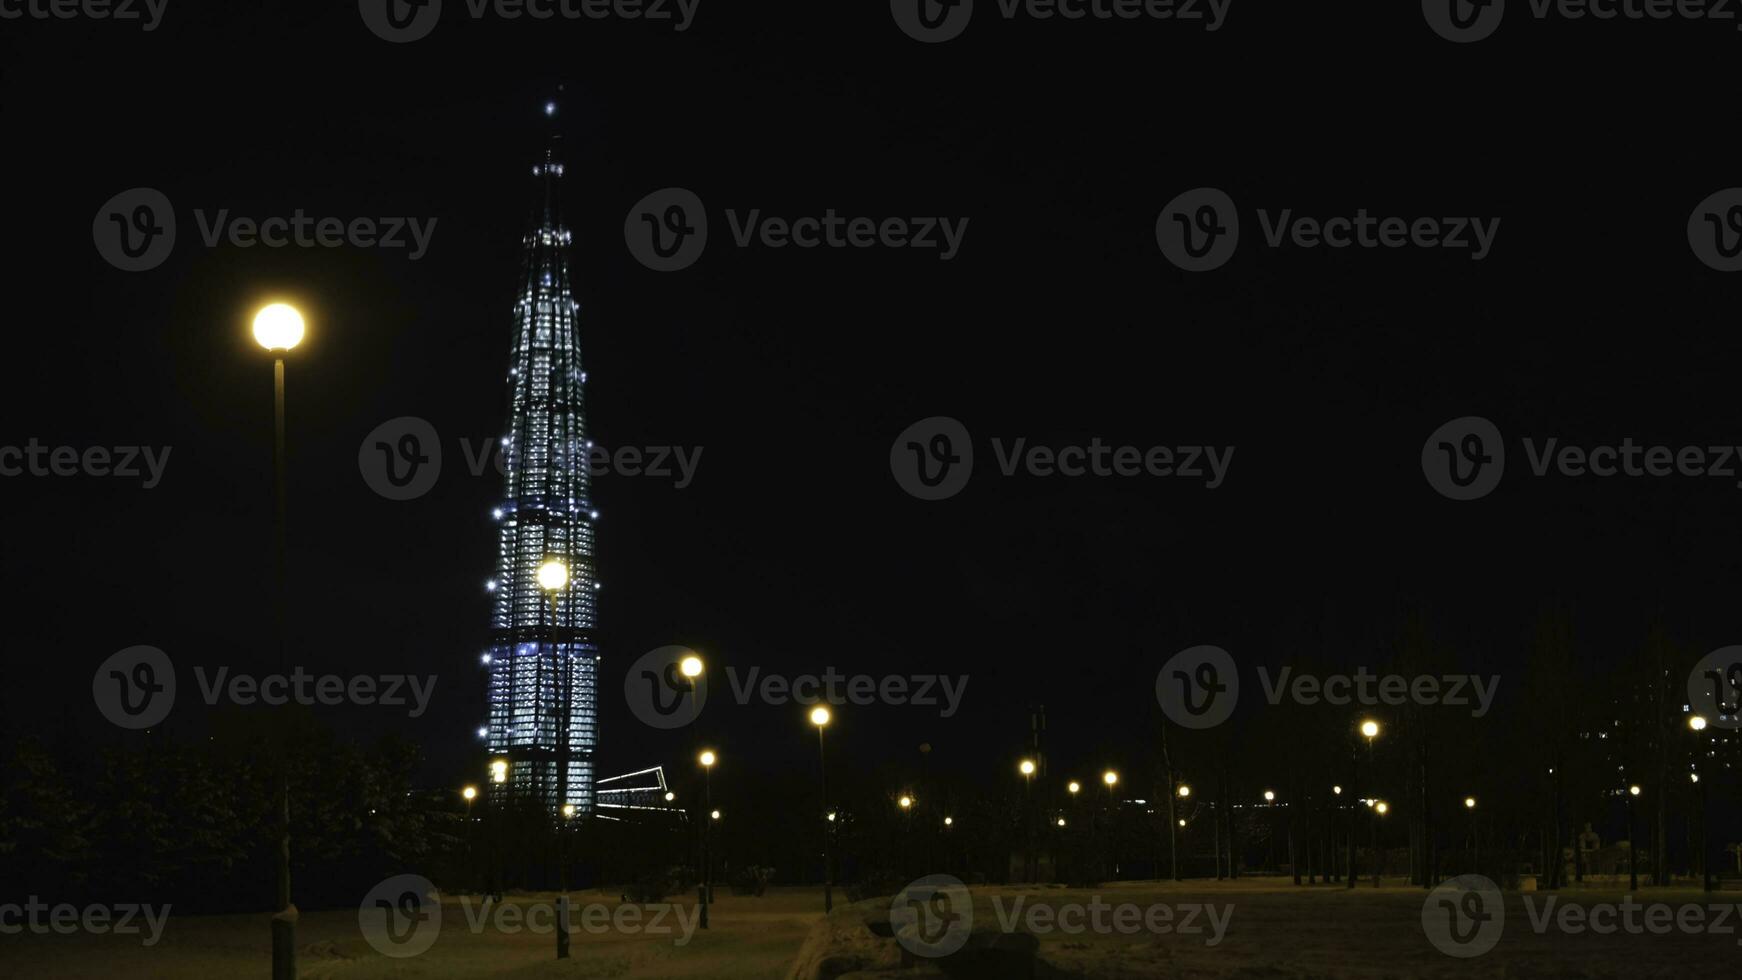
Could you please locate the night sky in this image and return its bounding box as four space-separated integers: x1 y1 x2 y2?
3 4 1740 794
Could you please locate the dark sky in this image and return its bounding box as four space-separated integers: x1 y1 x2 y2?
3 3 1741 793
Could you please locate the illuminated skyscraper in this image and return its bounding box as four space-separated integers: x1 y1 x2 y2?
482 100 599 814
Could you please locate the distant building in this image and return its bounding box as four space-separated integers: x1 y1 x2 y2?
482 100 600 815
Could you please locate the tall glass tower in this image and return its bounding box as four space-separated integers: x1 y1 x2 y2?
483 101 599 815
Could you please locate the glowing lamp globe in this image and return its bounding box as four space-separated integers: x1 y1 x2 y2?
252 303 305 351
537 560 568 592
680 655 704 678
810 706 831 727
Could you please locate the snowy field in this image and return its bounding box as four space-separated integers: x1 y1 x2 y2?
4 880 1737 978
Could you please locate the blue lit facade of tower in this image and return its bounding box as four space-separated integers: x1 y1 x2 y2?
483 106 599 815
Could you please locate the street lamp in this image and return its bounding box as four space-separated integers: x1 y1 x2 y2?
1264 790 1275 803
253 301 304 980
536 559 575 960
810 706 834 913
1068 781 1081 795
1690 716 1712 891
1463 796 1478 874
1626 784 1641 891
699 750 717 929
681 655 703 680
1350 721 1379 890
1176 784 1189 798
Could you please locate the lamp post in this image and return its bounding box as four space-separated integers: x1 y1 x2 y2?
253 302 304 980
1263 791 1276 872
1626 784 1641 892
1464 797 1478 875
810 706 834 913
536 559 572 960
1350 721 1379 890
1104 770 1120 881
1020 760 1036 883
699 750 716 929
1372 801 1388 886
462 786 478 894
1331 785 1343 884
1691 716 1711 892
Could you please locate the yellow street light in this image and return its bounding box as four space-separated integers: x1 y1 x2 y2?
943 816 953 827
1019 759 1036 776
898 795 913 810
1690 715 1708 732
462 786 477 802
827 812 837 822
680 655 704 679
699 750 717 768
1178 818 1187 827
1464 796 1476 810
562 804 576 819
1103 770 1119 788
1176 783 1190 798
810 706 832 727
710 809 721 820
1332 785 1343 795
1375 801 1389 815
1629 784 1641 796
1067 780 1081 795
1263 790 1275 802
664 792 675 802
252 302 305 351
537 559 569 592
1057 818 1067 827
1360 720 1380 740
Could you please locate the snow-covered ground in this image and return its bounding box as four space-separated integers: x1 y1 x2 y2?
6 880 1735 978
